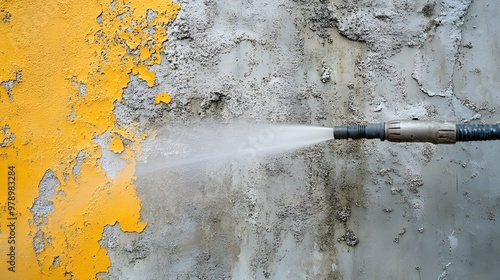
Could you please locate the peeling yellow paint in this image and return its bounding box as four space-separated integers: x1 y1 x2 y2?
132 65 156 87
0 0 179 279
155 92 171 104
109 136 125 154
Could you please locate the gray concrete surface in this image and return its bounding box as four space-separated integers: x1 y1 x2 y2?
102 0 500 279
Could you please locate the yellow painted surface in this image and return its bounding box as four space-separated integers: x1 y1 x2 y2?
0 0 179 279
155 92 171 104
109 136 125 154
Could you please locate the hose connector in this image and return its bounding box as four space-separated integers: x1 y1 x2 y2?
385 120 456 144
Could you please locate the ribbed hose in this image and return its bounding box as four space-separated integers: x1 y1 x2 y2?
333 123 385 140
456 124 500 141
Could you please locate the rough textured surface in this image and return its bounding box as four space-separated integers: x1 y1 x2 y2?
30 170 59 256
102 0 500 279
1 0 499 279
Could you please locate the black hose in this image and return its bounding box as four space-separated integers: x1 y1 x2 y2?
334 123 385 140
456 124 500 141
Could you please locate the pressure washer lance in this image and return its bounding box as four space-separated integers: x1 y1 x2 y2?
333 120 500 144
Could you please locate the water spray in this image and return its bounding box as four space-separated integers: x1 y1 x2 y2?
333 119 500 144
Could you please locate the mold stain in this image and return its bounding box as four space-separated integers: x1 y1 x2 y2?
0 0 179 278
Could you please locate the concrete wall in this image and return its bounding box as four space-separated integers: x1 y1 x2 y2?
1 0 499 279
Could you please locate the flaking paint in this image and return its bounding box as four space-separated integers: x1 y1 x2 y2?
109 136 125 154
0 0 179 278
155 92 171 104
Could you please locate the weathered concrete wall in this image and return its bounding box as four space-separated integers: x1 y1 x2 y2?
106 0 500 279
1 0 499 279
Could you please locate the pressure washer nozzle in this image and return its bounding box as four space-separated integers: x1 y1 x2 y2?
333 120 500 144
